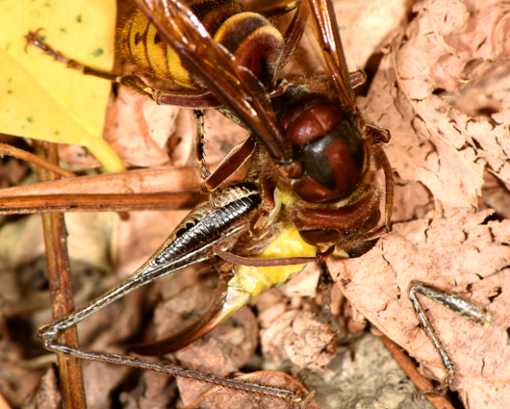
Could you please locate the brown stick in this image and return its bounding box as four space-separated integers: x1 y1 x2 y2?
0 166 204 197
34 141 87 409
0 143 76 178
0 192 202 214
378 334 455 409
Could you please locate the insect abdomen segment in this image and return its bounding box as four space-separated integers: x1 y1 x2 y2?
154 182 261 265
122 0 284 89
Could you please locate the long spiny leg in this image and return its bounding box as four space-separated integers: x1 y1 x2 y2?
25 29 120 81
40 339 304 404
24 30 218 108
24 30 148 94
408 280 492 397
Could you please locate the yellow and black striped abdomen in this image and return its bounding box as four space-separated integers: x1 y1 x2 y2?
122 0 284 90
123 11 195 89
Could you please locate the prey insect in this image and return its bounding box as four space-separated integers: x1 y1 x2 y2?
24 0 492 405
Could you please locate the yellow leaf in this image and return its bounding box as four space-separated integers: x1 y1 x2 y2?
0 0 125 172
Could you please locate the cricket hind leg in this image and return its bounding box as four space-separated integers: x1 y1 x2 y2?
408 280 492 397
36 255 306 406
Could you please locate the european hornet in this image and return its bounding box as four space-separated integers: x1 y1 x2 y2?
24 0 492 406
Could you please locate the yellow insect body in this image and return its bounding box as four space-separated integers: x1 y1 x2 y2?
214 227 317 325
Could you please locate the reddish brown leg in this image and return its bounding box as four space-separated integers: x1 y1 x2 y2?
378 145 394 233
130 272 232 355
349 70 367 89
361 144 394 241
367 124 391 143
193 110 255 208
201 135 256 193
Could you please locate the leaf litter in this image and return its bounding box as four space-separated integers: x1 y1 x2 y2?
344 0 510 407
1 0 509 408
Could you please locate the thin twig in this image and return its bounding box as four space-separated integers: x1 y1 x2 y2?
0 143 76 178
0 192 202 214
34 141 87 409
0 165 233 197
379 334 455 409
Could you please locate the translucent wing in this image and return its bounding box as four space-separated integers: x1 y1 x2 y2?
303 0 357 112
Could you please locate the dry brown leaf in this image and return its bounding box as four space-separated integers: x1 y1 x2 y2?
342 0 510 407
303 333 435 409
3 0 510 408
361 0 510 216
145 268 259 405
102 88 178 168
21 365 61 409
0 317 45 408
120 371 176 409
261 310 337 371
328 217 510 407
332 0 407 69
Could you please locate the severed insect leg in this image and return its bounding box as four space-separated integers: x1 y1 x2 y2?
193 110 211 181
24 30 220 108
408 280 492 397
38 184 261 344
317 263 334 322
